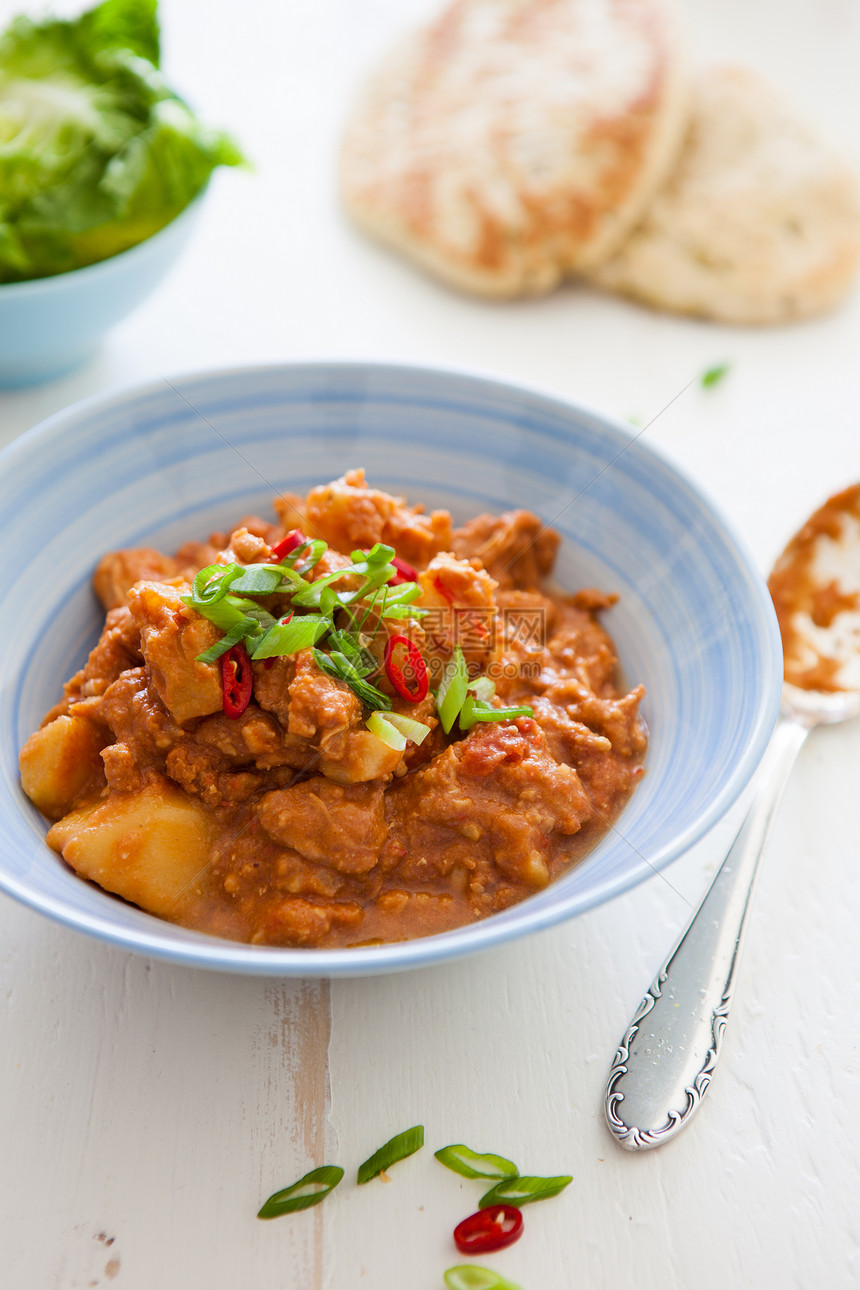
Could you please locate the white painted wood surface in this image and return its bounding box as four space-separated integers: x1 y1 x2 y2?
1 1 859 1286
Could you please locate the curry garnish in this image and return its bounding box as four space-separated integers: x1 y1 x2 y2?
357 1125 425 1185
257 1165 345 1218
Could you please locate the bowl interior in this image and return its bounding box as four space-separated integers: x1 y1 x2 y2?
0 363 782 974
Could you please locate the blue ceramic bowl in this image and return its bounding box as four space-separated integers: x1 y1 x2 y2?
0 363 782 975
0 197 203 388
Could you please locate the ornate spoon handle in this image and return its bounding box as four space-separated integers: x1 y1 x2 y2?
604 716 809 1151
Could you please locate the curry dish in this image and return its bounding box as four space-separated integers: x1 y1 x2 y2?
19 471 646 948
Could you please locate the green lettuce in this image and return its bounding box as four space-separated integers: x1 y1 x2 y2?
0 0 243 282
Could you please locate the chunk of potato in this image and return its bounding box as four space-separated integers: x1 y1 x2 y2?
19 714 108 820
47 779 216 919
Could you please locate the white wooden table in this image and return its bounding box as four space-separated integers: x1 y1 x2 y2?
2 2 859 1286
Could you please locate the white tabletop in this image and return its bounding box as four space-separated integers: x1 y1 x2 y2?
2 2 859 1287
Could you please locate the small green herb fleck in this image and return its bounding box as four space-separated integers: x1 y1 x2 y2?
701 362 730 388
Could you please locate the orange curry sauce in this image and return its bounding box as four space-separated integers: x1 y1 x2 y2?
20 471 646 949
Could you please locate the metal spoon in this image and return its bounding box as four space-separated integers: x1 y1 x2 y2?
603 485 860 1151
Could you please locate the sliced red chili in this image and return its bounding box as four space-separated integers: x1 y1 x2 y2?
391 555 419 585
453 1205 523 1255
384 635 429 703
433 573 454 604
222 643 253 718
271 528 307 560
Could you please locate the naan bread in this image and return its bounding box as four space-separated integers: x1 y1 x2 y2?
340 0 688 298
588 65 860 324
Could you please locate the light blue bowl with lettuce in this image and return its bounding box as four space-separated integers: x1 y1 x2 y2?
0 194 205 385
0 0 243 385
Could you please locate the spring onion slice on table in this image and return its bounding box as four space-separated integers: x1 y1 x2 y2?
444 1268 522 1290
434 1144 520 1181
357 1125 425 1184
257 1165 345 1218
478 1174 573 1209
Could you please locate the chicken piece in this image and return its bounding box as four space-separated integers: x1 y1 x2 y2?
127 582 223 724
295 469 452 567
258 778 387 874
254 896 363 947
418 551 500 680
192 707 301 764
206 514 282 548
220 526 272 565
452 510 560 589
56 606 143 711
101 667 181 752
253 649 363 761
388 718 591 889
94 548 185 611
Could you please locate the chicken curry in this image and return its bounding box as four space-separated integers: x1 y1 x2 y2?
19 471 646 948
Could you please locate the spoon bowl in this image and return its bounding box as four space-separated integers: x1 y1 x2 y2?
781 680 860 726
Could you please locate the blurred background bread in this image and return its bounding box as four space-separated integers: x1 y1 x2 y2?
587 64 860 324
339 0 689 298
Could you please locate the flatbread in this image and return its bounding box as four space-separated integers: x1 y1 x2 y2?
588 65 860 324
339 0 688 298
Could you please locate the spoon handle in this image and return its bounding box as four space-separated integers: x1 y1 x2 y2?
603 715 809 1151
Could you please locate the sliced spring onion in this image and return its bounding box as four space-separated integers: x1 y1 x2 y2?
189 562 242 605
365 711 432 749
478 1174 572 1208
434 1144 519 1181
468 676 496 702
357 1125 424 1184
443 1268 522 1290
251 613 330 660
195 616 259 663
290 538 327 573
184 541 431 713
257 1165 344 1218
436 647 470 733
228 563 292 595
458 695 534 730
290 566 356 609
385 713 431 745
183 588 274 638
327 628 378 678
381 581 423 607
380 602 429 619
366 711 408 751
314 649 393 712
350 542 396 568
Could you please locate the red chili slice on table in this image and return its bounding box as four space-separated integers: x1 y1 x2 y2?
453 1205 523 1255
384 635 429 703
222 643 253 718
271 528 306 560
390 555 418 585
